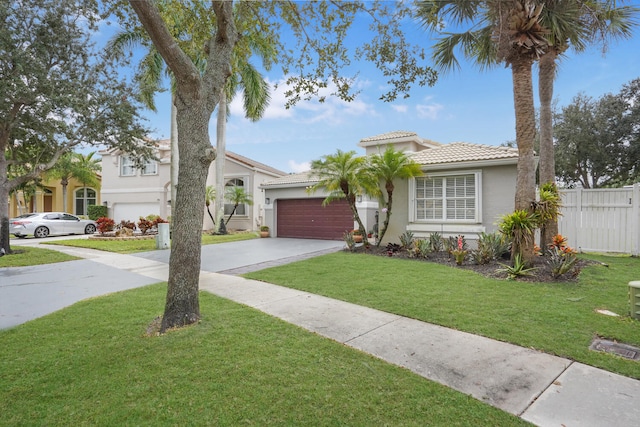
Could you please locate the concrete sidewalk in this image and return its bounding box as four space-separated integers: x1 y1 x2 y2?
5 244 640 426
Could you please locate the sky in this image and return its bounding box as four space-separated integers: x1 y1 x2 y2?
97 2 640 174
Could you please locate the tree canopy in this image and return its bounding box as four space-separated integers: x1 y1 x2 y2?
554 78 640 188
0 0 153 253
114 0 440 331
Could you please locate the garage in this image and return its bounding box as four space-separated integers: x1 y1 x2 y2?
276 198 353 240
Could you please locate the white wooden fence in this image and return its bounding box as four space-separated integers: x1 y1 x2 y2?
558 183 640 256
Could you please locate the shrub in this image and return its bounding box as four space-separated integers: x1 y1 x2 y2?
96 217 115 234
498 210 537 261
473 232 510 265
343 231 356 251
547 247 578 278
399 231 414 250
410 239 431 259
428 232 443 253
137 217 155 235
497 253 537 280
87 205 106 221
450 235 468 265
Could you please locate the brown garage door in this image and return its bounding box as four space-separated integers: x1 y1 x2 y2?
276 198 353 240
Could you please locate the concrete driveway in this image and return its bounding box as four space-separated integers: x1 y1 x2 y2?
0 237 344 329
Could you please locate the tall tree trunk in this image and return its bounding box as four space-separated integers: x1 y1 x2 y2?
0 155 11 255
376 182 394 246
511 57 537 265
162 99 215 331
538 49 559 248
61 178 68 213
215 89 226 233
170 93 179 214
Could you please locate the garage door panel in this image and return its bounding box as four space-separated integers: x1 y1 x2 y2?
277 198 353 240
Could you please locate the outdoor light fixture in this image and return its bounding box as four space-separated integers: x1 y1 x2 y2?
265 198 271 205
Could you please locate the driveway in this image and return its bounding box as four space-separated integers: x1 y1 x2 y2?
0 238 344 329
132 237 344 273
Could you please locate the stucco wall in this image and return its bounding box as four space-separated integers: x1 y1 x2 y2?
379 163 517 246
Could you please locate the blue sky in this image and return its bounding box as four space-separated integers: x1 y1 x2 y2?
99 2 640 174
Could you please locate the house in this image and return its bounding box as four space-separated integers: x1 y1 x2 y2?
9 175 101 218
261 131 519 243
99 140 286 230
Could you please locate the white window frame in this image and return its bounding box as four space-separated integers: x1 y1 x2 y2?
120 156 135 177
141 159 158 176
410 171 482 223
224 176 250 217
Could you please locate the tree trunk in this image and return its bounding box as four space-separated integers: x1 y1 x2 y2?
0 154 11 255
128 0 238 332
538 50 559 248
170 93 179 213
511 57 537 265
61 178 68 213
376 182 394 246
162 98 215 332
215 89 227 233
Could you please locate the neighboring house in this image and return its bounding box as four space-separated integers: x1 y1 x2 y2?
100 140 286 231
261 131 519 243
9 176 101 218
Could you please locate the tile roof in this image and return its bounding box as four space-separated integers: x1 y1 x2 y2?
359 130 419 142
226 151 287 177
410 142 518 165
359 131 442 148
261 171 316 187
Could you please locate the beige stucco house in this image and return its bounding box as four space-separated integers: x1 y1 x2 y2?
261 131 519 244
100 139 286 231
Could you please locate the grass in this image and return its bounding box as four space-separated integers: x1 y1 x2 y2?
0 246 79 267
40 231 259 254
244 252 640 380
0 284 526 426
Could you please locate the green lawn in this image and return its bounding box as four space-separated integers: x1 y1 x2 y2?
0 246 79 267
0 284 526 426
245 252 640 380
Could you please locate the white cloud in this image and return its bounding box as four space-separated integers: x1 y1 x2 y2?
288 160 311 173
392 104 408 113
416 97 444 120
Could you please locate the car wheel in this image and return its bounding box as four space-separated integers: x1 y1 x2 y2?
85 224 97 234
34 226 50 238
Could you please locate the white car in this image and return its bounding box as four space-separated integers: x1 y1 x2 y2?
10 212 97 238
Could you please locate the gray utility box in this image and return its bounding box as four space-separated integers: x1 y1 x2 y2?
630 281 640 320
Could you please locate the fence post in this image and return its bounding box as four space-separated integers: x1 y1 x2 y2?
633 183 639 257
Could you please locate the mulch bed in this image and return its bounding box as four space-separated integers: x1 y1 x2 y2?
350 244 596 283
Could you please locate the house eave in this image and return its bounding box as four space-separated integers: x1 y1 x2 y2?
419 157 519 171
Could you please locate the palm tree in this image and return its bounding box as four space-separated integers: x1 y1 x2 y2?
368 147 423 246
537 0 638 247
416 0 550 265
204 185 216 229
214 60 271 233
73 152 101 215
224 186 253 225
47 152 100 213
308 150 378 240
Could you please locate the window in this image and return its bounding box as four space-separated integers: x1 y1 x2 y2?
75 188 96 216
224 178 247 216
415 173 479 221
142 159 158 175
120 156 135 176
